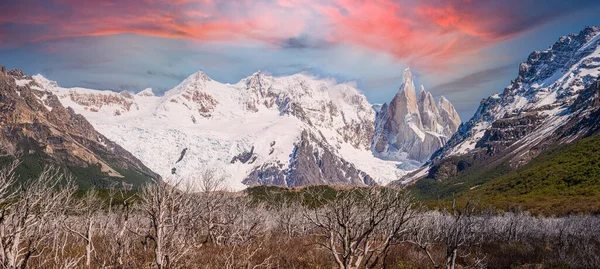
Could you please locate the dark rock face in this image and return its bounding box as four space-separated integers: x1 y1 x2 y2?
558 80 600 137
475 112 546 155
231 146 257 164
175 148 188 164
427 155 474 180
244 162 287 186
372 103 390 153
243 130 376 187
7 69 24 77
0 66 159 187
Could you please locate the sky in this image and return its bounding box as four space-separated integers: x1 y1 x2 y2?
1 0 599 120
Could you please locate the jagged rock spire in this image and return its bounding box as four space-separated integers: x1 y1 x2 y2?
437 96 461 136
418 86 442 133
397 68 420 115
373 67 461 163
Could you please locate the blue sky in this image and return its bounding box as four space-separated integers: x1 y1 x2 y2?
1 0 599 119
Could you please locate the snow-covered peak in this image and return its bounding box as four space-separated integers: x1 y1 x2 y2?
418 90 438 113
32 74 58 89
438 96 450 108
418 85 426 98
372 103 385 114
164 71 214 98
240 70 274 96
137 88 155 97
516 25 600 89
396 67 419 115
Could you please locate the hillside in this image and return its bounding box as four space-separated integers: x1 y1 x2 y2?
0 65 159 188
410 131 600 214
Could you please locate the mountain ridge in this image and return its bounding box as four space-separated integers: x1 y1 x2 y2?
30 67 461 190
400 25 600 193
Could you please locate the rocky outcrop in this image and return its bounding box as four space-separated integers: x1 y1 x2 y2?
0 66 158 188
373 68 461 163
438 96 461 136
243 130 376 187
231 146 257 164
475 112 547 155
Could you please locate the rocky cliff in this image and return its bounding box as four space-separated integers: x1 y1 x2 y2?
0 66 159 188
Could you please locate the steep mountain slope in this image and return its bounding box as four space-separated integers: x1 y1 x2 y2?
373 68 461 164
34 71 407 190
411 92 600 215
473 129 600 215
403 26 600 193
0 65 159 188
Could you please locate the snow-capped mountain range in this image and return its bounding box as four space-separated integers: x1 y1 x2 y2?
407 26 600 183
28 69 459 190
5 25 597 192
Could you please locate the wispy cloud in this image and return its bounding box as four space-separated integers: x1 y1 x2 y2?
431 64 516 95
146 70 187 81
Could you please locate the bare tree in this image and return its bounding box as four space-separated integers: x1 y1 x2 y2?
408 199 481 269
0 166 75 269
61 189 102 269
198 169 226 193
193 169 236 245
268 197 306 239
137 180 201 268
440 199 480 269
304 187 416 269
109 187 136 267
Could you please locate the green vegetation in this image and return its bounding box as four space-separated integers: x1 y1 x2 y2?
0 150 153 190
246 184 402 207
247 184 340 202
410 156 511 201
410 134 600 215
473 134 600 214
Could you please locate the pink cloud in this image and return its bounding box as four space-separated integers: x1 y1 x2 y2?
0 0 576 71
